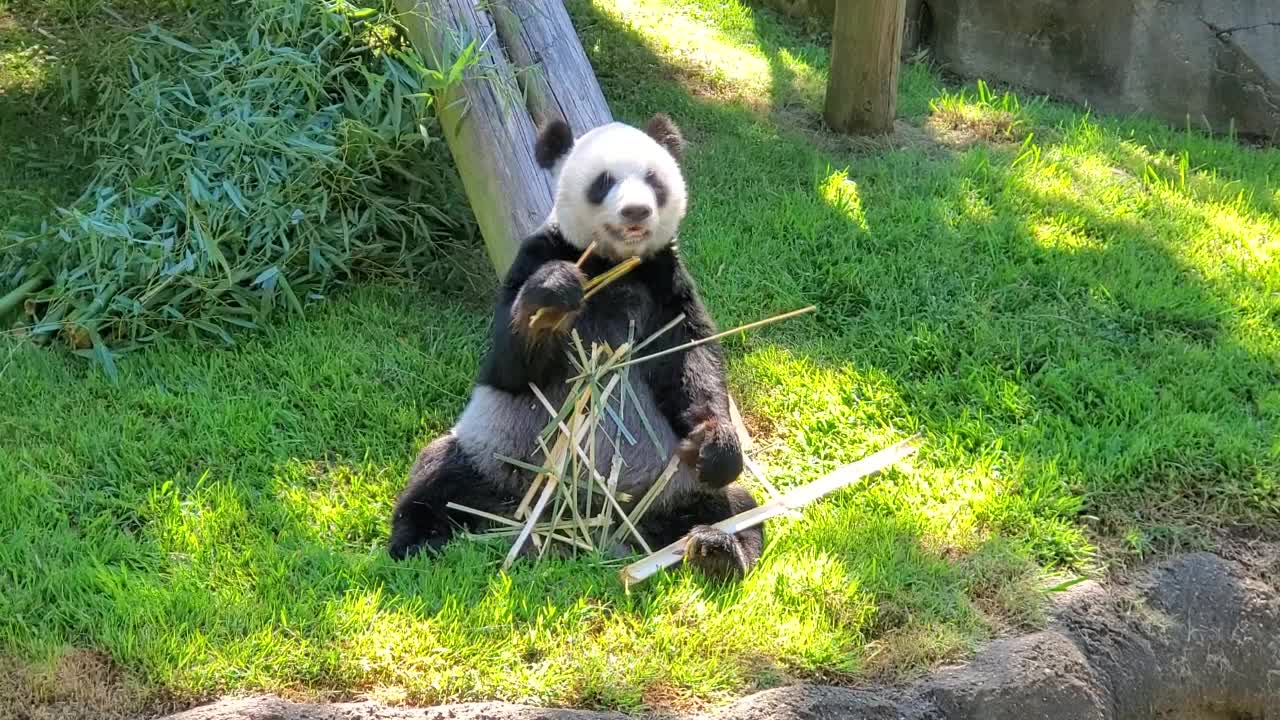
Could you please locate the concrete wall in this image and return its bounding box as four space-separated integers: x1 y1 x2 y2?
759 0 1280 140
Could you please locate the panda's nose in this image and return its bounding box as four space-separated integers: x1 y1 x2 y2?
620 205 652 222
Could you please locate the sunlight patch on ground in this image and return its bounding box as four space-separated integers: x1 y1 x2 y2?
593 0 823 110
818 169 870 233
0 11 55 94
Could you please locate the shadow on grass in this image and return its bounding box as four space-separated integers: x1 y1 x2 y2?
0 7 91 234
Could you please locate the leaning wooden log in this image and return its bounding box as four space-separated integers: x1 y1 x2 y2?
488 0 612 133
394 0 612 276
619 437 921 587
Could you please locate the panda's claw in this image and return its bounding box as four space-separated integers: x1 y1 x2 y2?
678 419 743 488
681 525 746 580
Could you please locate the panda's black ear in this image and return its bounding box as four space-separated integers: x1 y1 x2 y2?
644 113 685 162
534 118 574 170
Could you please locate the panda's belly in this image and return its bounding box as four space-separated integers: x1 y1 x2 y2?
453 380 692 504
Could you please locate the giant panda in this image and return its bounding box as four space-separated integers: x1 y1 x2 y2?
387 114 763 580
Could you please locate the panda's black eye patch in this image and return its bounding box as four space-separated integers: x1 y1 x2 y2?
586 171 614 205
645 170 669 207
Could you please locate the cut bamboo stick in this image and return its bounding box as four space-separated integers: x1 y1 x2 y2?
575 242 597 268
612 306 817 371
728 395 781 501
528 242 599 329
618 436 920 587
504 476 557 569
581 256 640 302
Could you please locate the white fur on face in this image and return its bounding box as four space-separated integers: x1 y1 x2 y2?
550 122 688 260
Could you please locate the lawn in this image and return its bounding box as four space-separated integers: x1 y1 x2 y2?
3 0 1278 715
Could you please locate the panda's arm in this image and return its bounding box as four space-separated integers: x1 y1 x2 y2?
477 232 583 392
644 256 743 488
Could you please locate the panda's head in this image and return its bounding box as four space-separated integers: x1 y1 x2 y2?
535 114 688 260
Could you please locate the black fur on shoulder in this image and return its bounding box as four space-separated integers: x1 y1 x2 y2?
534 118 574 170
644 113 685 162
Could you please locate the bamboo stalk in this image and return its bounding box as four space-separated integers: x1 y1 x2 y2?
601 454 623 548
575 242 597 268
540 484 568 558
504 472 558 569
514 475 545 519
728 395 781 501
470 528 596 552
567 313 684 383
451 503 610 530
581 256 640 301
0 274 47 320
633 313 686 353
527 377 652 553
612 306 817 371
618 436 920 587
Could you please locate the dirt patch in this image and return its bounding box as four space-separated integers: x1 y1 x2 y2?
143 546 1279 720
0 650 182 720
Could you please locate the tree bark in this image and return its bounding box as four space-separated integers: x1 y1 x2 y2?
823 0 907 135
395 0 612 277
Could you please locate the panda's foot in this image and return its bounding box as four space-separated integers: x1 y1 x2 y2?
681 525 749 581
387 522 451 561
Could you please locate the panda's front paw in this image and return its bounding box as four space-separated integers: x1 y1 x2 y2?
516 260 586 334
681 525 748 580
678 418 743 488
523 260 586 312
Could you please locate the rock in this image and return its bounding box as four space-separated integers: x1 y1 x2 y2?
160 696 628 720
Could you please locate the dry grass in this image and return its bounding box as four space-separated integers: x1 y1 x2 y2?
0 651 182 720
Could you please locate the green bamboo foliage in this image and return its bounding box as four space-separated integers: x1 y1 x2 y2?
1 0 475 376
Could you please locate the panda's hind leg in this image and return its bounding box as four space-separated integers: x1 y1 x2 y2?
640 483 764 581
388 433 511 560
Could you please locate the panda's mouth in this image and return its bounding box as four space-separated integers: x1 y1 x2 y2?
605 223 651 244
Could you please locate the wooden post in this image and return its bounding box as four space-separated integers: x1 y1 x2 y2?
395 0 612 277
823 0 907 135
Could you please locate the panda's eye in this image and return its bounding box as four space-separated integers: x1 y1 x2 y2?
586 171 614 205
644 170 669 208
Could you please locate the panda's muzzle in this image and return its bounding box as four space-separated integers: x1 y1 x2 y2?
604 222 651 244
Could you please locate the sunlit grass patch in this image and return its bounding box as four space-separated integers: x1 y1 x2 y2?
927 79 1030 144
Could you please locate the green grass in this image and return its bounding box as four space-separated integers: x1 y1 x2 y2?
3 0 1279 715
